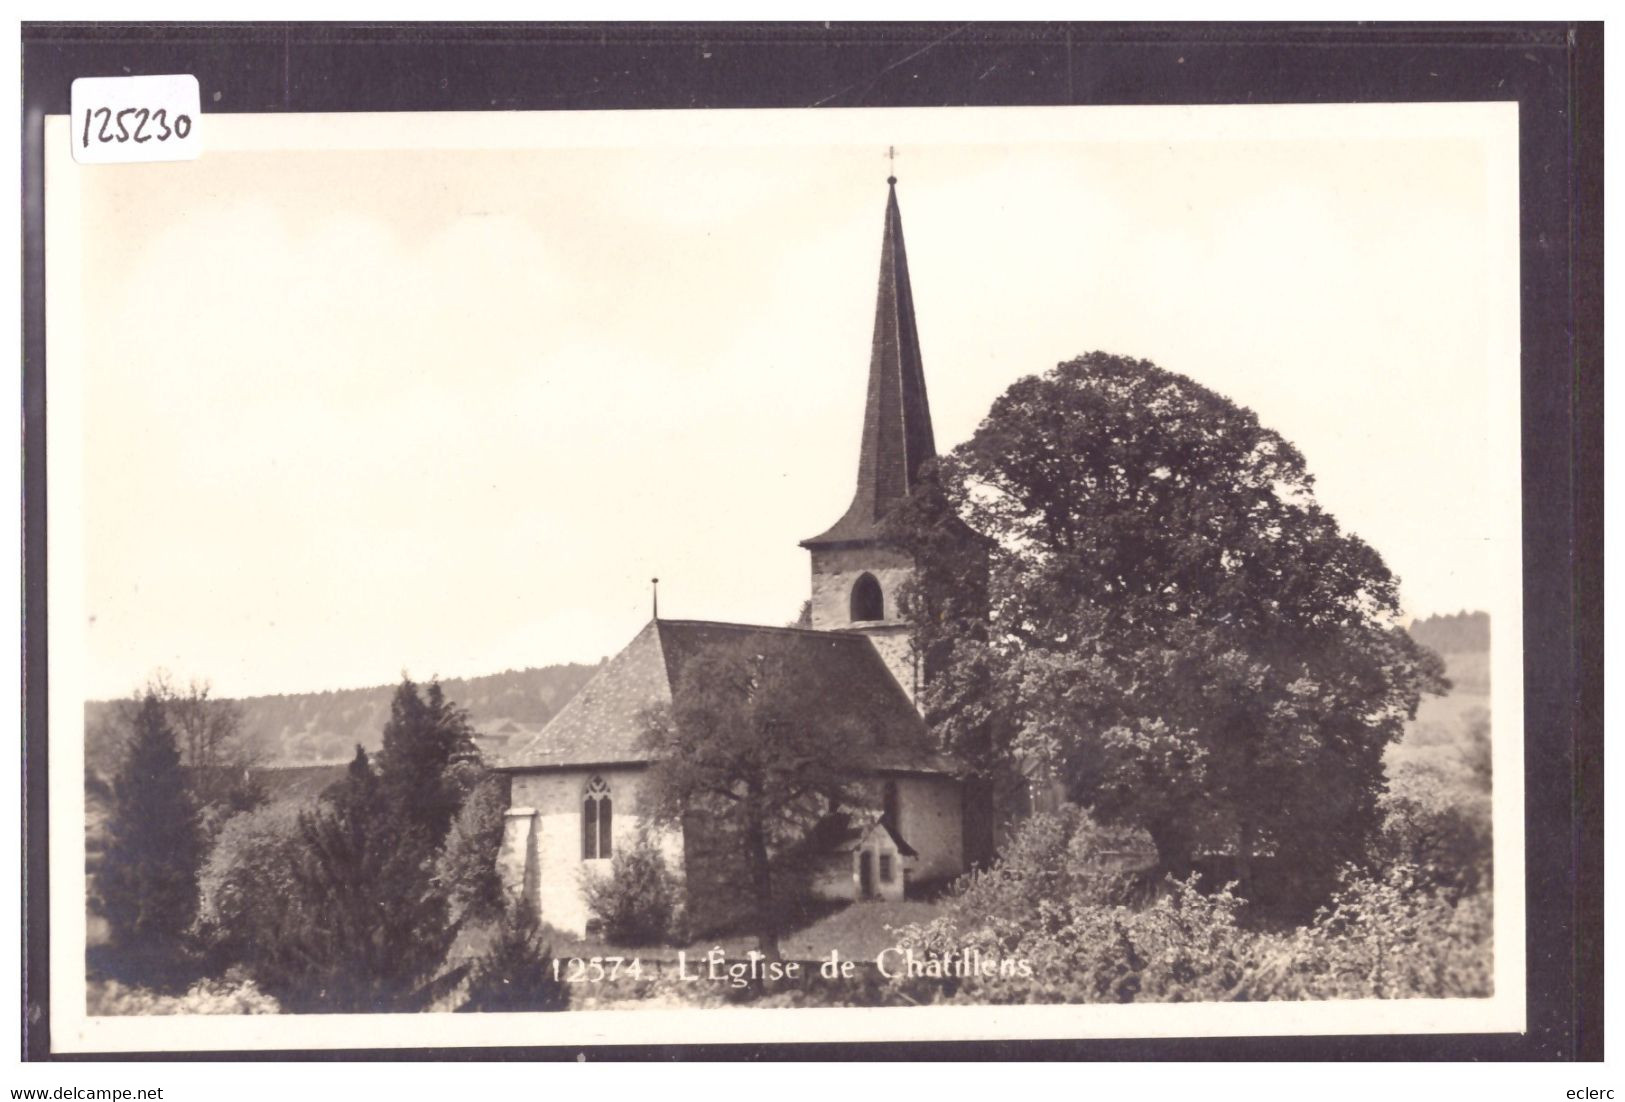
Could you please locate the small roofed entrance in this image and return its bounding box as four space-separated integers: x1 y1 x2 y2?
804 811 917 903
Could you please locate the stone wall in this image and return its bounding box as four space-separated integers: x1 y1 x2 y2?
893 774 963 884
504 765 682 937
808 544 915 631
809 834 911 902
853 774 963 885
505 766 966 932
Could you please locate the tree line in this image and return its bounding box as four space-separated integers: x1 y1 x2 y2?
84 662 599 776
93 676 566 1013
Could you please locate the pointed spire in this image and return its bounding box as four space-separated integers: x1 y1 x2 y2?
803 175 937 548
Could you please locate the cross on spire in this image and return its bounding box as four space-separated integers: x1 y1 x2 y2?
801 173 935 550
886 145 897 184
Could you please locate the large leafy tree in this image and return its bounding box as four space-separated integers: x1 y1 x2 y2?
889 353 1446 894
88 676 264 871
195 800 306 974
640 639 905 961
160 677 266 841
99 691 203 977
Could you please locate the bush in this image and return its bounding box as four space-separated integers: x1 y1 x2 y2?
581 832 682 946
1239 865 1494 1001
1374 762 1492 902
87 975 280 1016
459 899 569 1013
195 802 309 966
891 808 1491 1004
932 805 1151 927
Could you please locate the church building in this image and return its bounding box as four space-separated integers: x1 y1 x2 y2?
496 176 972 937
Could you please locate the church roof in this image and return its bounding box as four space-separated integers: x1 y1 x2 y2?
497 619 954 774
800 810 920 859
802 177 938 549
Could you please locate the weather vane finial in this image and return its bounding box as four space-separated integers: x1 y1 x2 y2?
886 145 897 184
651 577 660 620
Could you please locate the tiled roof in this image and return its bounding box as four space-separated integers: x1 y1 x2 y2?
799 810 920 858
497 619 954 775
803 178 937 548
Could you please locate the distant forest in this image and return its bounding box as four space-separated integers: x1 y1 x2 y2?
84 611 1487 775
1408 610 1490 655
85 662 599 775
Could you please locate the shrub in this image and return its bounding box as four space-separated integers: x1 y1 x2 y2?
933 806 1150 929
1375 762 1492 902
1239 865 1494 1001
87 975 280 1016
897 870 1256 1005
581 831 682 946
459 899 569 1013
891 807 1492 1004
195 801 309 966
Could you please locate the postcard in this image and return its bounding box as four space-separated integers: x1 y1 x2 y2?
44 101 1525 1053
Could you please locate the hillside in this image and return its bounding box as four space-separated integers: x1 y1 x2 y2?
1407 610 1490 656
1390 611 1491 788
84 662 600 774
85 611 1489 778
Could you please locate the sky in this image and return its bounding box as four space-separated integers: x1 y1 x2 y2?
57 106 1520 700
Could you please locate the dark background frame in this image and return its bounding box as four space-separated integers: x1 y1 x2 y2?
20 20 1603 1062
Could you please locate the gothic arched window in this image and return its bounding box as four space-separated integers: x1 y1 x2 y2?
850 573 884 622
581 775 613 860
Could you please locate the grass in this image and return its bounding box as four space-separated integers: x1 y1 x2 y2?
779 899 943 960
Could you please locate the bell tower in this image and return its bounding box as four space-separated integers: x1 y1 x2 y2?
801 173 936 705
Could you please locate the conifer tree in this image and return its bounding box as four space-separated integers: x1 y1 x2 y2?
99 691 202 977
376 677 479 851
459 898 569 1013
437 773 509 924
251 744 460 1012
220 680 484 1010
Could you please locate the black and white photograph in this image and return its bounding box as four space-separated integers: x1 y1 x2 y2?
40 98 1531 1053
25 15 1603 1068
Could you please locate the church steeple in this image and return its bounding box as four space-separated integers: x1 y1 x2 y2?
802 175 937 549
800 173 939 704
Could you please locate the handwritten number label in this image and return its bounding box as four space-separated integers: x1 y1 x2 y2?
70 75 201 164
80 107 193 148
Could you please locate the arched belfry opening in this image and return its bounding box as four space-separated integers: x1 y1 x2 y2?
850 573 884 622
